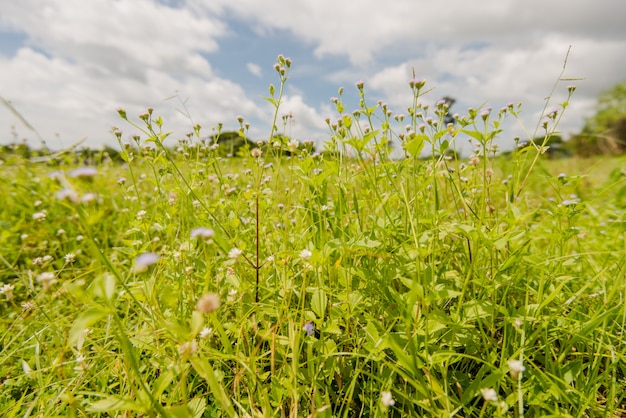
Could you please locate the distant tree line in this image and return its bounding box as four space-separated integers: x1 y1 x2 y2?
567 80 626 157
0 132 315 164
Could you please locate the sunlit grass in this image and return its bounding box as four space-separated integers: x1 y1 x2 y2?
1 55 625 417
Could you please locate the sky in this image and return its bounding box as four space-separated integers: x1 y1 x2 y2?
1 0 625 154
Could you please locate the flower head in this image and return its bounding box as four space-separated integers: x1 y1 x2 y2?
36 272 57 291
196 292 221 314
228 247 242 260
381 391 395 407
507 359 526 378
191 227 215 242
178 340 198 358
299 249 312 261
199 327 213 338
303 322 315 336
133 252 159 273
69 167 98 179
0 283 15 301
480 387 498 402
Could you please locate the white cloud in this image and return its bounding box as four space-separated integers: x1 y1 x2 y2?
0 0 624 151
271 94 328 142
246 62 263 78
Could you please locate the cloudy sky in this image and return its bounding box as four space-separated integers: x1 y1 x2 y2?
1 0 625 153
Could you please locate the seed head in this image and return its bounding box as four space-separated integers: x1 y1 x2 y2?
196 292 220 314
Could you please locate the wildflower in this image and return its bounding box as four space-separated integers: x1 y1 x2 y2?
117 177 127 184
178 340 198 357
196 292 220 313
64 253 76 264
32 211 47 222
560 199 578 206
136 210 147 220
199 327 213 338
69 167 98 179
300 249 313 261
303 322 315 336
56 188 80 203
191 227 215 242
81 193 98 204
409 78 426 89
507 359 526 378
469 155 480 166
381 391 395 407
355 80 364 90
21 301 36 311
76 235 84 241
0 283 15 301
480 388 498 402
57 229 66 236
36 272 57 291
228 247 242 260
74 354 88 372
133 252 159 273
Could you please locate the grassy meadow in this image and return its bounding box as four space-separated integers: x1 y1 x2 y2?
1 56 626 417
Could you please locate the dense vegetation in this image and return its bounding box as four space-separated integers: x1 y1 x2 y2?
1 56 625 417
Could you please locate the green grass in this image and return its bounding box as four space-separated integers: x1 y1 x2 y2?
1 55 626 417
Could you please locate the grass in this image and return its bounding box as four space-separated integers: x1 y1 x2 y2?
1 55 626 417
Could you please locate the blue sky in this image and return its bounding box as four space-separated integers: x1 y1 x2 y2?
1 0 625 154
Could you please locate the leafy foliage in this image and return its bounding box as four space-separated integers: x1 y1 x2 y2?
1 56 625 417
569 80 626 156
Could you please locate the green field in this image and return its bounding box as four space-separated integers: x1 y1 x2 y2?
1 60 626 417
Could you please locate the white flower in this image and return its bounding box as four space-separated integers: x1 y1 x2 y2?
381 391 395 407
56 188 80 203
36 272 57 291
228 247 242 260
507 359 526 378
191 227 215 241
480 388 498 402
251 148 262 158
80 193 98 204
299 249 312 261
32 211 47 221
199 327 213 338
64 253 76 264
136 210 147 220
178 340 198 357
0 283 15 301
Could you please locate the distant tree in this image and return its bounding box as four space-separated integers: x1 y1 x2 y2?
568 80 626 157
209 131 257 157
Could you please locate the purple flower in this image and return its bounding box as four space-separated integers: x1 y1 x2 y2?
303 322 315 336
69 167 98 178
191 227 215 241
133 252 159 273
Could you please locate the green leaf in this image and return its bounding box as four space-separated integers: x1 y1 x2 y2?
461 129 485 143
311 288 327 319
404 134 427 157
69 307 108 346
90 273 116 301
87 395 146 413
